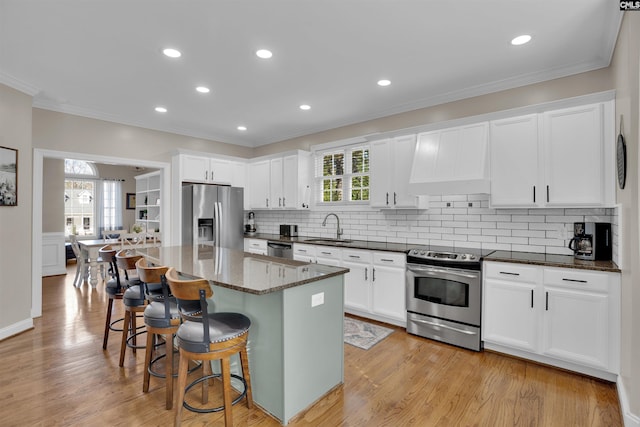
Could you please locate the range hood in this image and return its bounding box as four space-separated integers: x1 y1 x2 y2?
408 122 490 195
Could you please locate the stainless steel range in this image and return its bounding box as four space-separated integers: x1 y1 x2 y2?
406 246 490 351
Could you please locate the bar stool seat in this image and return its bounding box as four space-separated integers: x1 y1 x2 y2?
165 267 253 427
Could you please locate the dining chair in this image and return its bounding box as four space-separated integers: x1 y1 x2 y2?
68 235 88 287
102 228 127 240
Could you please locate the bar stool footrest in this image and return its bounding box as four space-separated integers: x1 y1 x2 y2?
148 350 201 379
182 374 247 414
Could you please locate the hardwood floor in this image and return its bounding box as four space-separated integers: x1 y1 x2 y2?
0 266 622 426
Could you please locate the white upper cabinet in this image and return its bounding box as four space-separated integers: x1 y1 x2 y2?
247 151 311 210
543 103 607 206
489 100 615 208
370 135 427 209
248 160 271 209
490 114 540 207
179 154 245 186
408 122 490 195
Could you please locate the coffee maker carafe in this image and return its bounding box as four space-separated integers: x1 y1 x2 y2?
568 222 612 261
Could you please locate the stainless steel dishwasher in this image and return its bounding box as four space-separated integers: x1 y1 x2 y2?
267 241 293 259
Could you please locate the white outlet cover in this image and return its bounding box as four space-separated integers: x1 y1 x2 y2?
311 292 324 307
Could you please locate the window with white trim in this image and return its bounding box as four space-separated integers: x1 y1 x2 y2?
315 145 370 204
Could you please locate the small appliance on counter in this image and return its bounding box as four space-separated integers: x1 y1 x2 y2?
279 224 298 237
568 222 612 261
245 211 256 234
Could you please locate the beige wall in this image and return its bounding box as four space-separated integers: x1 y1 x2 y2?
255 68 613 156
42 158 64 233
610 11 640 418
32 108 253 162
0 84 32 332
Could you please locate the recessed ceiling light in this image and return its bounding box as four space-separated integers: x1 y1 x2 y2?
162 48 182 58
511 35 532 46
377 79 391 87
299 104 311 111
256 49 273 59
196 86 210 94
237 126 247 131
154 106 167 113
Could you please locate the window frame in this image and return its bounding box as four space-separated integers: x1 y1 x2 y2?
314 144 370 206
64 160 99 238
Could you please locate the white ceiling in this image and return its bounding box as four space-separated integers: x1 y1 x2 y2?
0 1 622 148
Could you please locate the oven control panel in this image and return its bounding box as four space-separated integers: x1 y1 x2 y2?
408 249 477 262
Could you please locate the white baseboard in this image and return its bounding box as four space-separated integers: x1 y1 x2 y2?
0 318 34 341
617 377 640 427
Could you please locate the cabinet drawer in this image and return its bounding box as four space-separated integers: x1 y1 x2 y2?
245 239 267 251
293 244 316 256
484 261 540 283
373 252 406 267
543 267 610 292
342 248 372 264
315 246 341 259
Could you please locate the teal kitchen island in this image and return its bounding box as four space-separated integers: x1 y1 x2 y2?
137 245 349 425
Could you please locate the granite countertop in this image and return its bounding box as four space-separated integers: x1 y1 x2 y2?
484 250 621 273
244 232 411 253
137 245 349 295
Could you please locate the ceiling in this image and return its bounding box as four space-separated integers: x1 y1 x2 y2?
0 1 622 148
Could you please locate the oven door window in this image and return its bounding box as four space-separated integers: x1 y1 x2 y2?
414 277 469 308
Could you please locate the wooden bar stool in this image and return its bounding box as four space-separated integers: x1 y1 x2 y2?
165 267 253 427
100 245 124 350
116 250 146 367
136 258 180 409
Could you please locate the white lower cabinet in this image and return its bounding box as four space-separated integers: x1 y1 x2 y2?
342 249 406 326
293 243 316 263
370 252 406 323
483 261 620 380
342 249 372 313
244 238 267 255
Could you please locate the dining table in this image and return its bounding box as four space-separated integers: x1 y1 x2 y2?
77 238 160 287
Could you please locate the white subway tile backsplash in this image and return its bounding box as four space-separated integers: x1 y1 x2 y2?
250 197 618 257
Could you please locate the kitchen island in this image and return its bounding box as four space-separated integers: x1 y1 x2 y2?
136 245 349 425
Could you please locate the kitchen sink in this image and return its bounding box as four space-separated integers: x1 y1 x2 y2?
304 238 353 244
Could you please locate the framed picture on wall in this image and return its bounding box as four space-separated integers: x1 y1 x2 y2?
126 193 136 209
0 146 18 206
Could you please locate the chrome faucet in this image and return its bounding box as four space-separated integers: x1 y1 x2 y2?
322 213 343 239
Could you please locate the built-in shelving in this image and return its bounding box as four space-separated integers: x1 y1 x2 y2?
135 170 161 233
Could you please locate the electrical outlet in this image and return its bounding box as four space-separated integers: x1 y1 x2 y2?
311 292 324 307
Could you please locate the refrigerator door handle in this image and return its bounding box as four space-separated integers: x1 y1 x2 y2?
214 202 221 248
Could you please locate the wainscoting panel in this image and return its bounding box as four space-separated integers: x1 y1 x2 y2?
42 232 66 277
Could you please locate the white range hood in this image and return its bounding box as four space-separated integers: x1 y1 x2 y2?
408 122 490 195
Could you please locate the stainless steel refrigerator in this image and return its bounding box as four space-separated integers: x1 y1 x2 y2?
182 184 244 251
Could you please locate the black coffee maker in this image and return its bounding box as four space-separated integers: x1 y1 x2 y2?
568 222 612 261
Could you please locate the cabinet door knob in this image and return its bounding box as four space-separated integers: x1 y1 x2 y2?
394 192 397 205
365 267 368 281
386 192 389 205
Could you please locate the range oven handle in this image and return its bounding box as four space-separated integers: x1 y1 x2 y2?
410 317 477 335
407 264 478 279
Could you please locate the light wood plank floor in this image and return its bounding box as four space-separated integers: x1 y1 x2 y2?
0 266 622 426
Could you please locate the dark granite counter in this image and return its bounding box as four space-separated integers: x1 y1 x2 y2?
137 245 349 294
484 250 620 273
244 232 411 253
